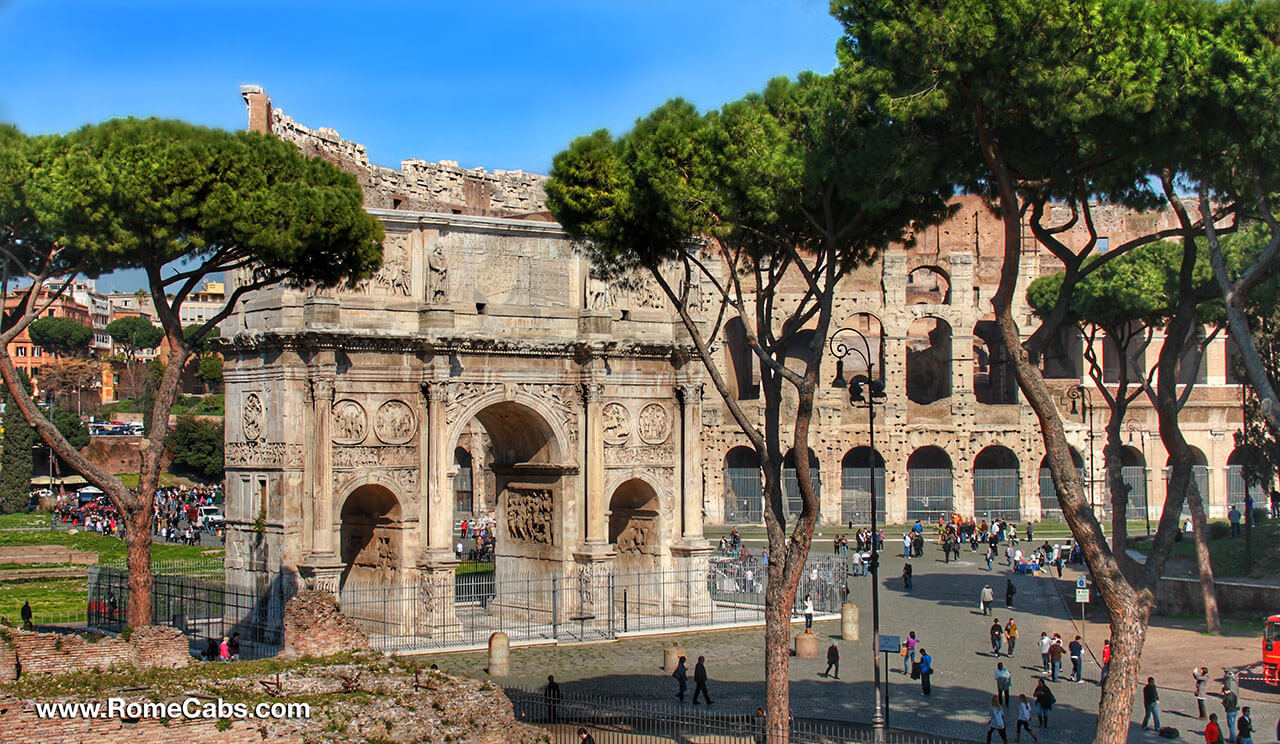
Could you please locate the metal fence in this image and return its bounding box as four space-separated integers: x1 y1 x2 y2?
782 468 822 522
906 468 953 522
506 687 974 744
1164 465 1210 518
1122 466 1149 520
99 555 225 578
973 469 1019 521
841 468 885 526
87 566 292 660
337 558 849 653
725 466 764 524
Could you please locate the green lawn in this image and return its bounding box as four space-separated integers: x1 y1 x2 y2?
0 577 86 621
0 522 216 564
97 393 223 418
0 512 55 529
1133 516 1279 581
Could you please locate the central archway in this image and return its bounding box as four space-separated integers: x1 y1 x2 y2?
339 484 403 590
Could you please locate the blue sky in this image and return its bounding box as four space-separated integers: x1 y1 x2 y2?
2 1 841 176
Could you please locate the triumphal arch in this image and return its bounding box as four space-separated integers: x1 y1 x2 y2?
220 97 713 634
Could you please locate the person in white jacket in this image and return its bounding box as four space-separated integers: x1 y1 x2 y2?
1015 694 1038 742
987 696 1008 743
803 595 814 630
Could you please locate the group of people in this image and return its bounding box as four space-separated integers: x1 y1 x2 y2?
1143 671 1257 744
202 631 241 661
455 515 496 561
55 497 124 536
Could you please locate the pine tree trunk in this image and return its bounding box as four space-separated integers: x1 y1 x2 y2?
126 504 154 627
1185 479 1221 634
1096 599 1152 743
1103 424 1128 555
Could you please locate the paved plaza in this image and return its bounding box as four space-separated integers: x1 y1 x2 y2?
427 541 1278 743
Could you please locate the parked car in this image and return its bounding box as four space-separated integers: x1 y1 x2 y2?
197 505 225 525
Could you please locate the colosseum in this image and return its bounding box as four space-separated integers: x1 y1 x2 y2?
221 87 1247 636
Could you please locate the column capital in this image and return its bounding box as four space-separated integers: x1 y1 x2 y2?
581 381 605 404
677 382 704 405
421 380 448 403
309 376 335 406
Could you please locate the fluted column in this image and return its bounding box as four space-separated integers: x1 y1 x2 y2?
679 383 705 539
423 381 453 556
310 377 336 555
582 381 606 545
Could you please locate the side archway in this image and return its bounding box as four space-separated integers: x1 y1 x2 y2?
609 479 660 571
339 484 403 590
907 446 953 521
973 445 1019 520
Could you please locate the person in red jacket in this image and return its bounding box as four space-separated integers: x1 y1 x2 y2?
1204 712 1222 743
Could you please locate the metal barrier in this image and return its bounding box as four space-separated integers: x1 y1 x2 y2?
725 467 764 524
906 468 953 522
973 469 1019 521
841 468 885 526
506 686 977 744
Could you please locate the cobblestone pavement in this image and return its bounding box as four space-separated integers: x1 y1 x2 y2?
425 543 1280 743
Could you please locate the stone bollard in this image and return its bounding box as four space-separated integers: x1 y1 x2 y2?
664 642 687 674
488 631 509 677
795 630 820 658
841 603 859 641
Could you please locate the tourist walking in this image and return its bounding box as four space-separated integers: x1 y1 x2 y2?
1048 634 1064 682
824 642 839 679
1221 684 1238 742
1142 677 1161 731
692 656 712 704
986 696 1008 744
981 584 995 615
903 631 919 674
919 649 933 695
990 618 1004 656
803 595 814 630
577 728 596 744
1005 619 1018 656
1193 666 1210 719
1005 578 1016 608
1100 639 1112 686
219 635 231 661
994 662 1012 707
1205 712 1223 743
986 545 995 571
903 562 913 590
1014 694 1038 742
544 675 561 722
1033 679 1055 728
1237 705 1254 744
20 600 32 630
1068 636 1083 683
1038 633 1051 672
903 533 912 557
673 656 688 702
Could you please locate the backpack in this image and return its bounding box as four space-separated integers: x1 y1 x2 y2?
1158 726 1179 739
910 661 921 679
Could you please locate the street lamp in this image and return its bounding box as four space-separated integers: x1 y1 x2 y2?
829 327 887 743
1065 384 1096 514
1125 421 1151 536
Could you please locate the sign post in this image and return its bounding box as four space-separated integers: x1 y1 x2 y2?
878 635 900 729
1076 578 1089 649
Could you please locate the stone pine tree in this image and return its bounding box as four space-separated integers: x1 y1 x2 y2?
0 118 384 627
547 72 953 744
831 0 1259 739
0 369 34 513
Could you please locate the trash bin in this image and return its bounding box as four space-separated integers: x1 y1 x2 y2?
1224 668 1239 695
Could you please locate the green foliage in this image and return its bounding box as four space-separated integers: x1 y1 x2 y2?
105 316 163 359
27 317 93 357
194 355 222 385
47 408 88 449
140 359 163 433
183 325 220 354
0 370 34 514
165 416 224 480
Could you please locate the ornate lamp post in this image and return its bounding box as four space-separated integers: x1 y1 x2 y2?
829 327 887 742
1066 384 1096 514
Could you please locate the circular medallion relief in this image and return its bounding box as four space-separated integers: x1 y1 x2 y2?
242 393 264 441
601 402 632 445
332 399 368 444
374 399 417 444
637 402 672 445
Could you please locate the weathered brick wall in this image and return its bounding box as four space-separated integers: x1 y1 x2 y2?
0 626 190 682
281 590 369 659
242 87 547 218
0 695 278 744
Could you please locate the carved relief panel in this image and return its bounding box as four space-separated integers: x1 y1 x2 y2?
332 400 368 444
504 487 553 545
374 400 417 444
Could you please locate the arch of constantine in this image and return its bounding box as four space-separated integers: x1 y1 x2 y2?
221 88 1249 640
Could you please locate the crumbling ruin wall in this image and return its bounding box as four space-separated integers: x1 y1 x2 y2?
0 626 190 682
281 590 370 659
241 86 547 217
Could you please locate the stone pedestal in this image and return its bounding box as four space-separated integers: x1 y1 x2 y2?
841 603 860 641
795 630 820 658
414 553 461 637
488 631 510 677
669 541 714 620
664 642 687 674
296 552 344 594
572 548 615 621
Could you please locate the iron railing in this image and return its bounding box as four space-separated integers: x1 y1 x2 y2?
906 468 953 522
841 468 885 526
505 686 976 744
973 469 1019 521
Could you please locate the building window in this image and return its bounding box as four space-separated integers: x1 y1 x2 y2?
31 347 39 357
16 346 25 357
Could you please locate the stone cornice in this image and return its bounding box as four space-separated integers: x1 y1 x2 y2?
219 328 694 361
367 209 567 239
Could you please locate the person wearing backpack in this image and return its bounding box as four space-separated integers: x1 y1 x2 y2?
919 648 933 695
994 662 1012 707
1033 679 1055 728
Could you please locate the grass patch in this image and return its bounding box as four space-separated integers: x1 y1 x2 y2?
0 577 86 619
455 561 494 576
1134 517 1280 581
113 472 194 489
0 526 215 564
0 512 54 529
173 394 224 416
